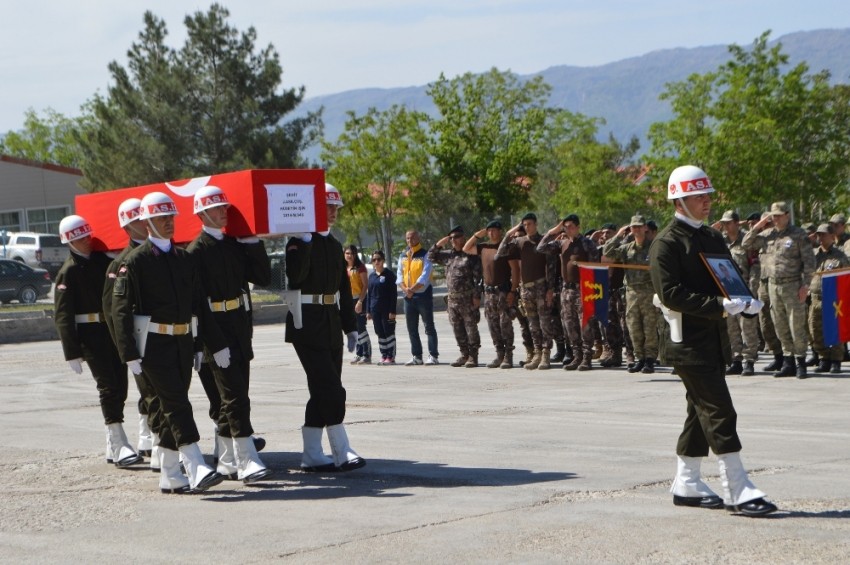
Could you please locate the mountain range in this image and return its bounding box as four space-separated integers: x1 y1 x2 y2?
292 29 850 161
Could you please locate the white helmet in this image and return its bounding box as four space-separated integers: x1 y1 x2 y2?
326 183 344 207
193 185 230 214
139 192 179 220
59 215 93 244
667 165 715 200
118 198 142 227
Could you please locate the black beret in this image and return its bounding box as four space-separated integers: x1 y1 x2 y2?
646 220 658 230
485 219 502 229
745 212 761 221
562 213 580 225
601 222 618 230
521 212 537 222
448 225 464 236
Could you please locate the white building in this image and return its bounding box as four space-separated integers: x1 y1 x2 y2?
0 155 84 234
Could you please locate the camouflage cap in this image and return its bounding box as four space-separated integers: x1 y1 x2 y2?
629 214 646 227
770 201 790 215
829 213 847 225
720 210 740 222
817 223 835 234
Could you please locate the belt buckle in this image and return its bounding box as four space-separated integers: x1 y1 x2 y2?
175 324 189 335
322 294 335 305
88 313 98 322
225 298 240 310
157 323 168 334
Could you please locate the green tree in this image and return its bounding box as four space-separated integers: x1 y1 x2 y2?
76 4 320 191
321 105 433 259
533 110 644 229
0 108 85 168
428 68 551 217
648 31 850 219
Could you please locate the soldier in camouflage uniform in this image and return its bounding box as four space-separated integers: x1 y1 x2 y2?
809 224 849 374
463 220 518 368
428 226 483 367
496 213 556 370
829 214 849 247
537 214 600 371
715 210 760 376
603 214 658 373
746 212 784 372
743 201 815 378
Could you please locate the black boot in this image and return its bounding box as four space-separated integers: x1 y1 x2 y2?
830 361 842 374
815 358 831 373
796 356 808 379
805 351 819 367
773 356 796 378
550 342 566 364
764 354 784 372
562 345 574 367
641 357 656 374
628 358 645 373
741 360 755 376
726 357 743 375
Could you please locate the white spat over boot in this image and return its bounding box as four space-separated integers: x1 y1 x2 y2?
178 443 224 493
670 455 723 509
149 433 161 473
234 436 272 483
137 414 153 456
159 447 189 494
326 424 366 471
107 423 142 468
717 452 777 516
300 426 335 472
215 434 238 480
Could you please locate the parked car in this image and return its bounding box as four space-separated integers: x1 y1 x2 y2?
0 259 53 304
0 232 69 277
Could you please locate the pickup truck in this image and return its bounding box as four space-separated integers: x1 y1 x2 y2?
0 231 69 277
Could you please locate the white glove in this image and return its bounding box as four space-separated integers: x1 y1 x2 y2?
193 352 204 372
213 347 231 369
68 358 83 374
722 297 746 316
743 298 764 315
127 359 143 375
237 236 260 244
346 331 358 353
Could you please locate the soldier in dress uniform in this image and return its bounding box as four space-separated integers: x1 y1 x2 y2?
112 192 225 494
496 213 556 370
428 226 483 367
186 186 272 483
650 164 776 517
463 220 518 368
54 215 142 468
102 198 157 465
536 214 600 371
285 183 365 472
743 202 815 378
603 214 658 373
809 224 849 374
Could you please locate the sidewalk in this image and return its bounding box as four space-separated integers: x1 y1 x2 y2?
1 311 849 564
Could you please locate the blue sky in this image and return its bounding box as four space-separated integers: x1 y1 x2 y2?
1 0 849 132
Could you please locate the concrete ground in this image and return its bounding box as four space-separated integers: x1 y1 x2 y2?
1 312 849 564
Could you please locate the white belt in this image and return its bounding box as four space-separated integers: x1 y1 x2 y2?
300 292 340 305
74 313 103 323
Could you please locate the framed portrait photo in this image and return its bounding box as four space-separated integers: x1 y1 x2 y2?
699 253 754 301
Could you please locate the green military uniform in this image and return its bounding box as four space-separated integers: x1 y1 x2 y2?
649 219 741 457
187 230 270 438
112 240 223 451
285 233 357 427
55 251 128 425
603 230 658 369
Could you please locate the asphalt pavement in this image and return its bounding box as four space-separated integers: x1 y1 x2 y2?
1 311 849 564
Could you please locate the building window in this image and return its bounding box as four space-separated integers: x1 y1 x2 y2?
27 206 69 234
0 210 22 232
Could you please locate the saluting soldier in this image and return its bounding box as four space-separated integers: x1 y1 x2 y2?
743 202 815 378
495 213 556 370
285 183 365 472
463 220 519 369
603 214 658 373
55 214 142 468
186 186 272 483
428 225 483 367
809 224 849 374
112 191 225 494
103 198 156 462
536 214 600 371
